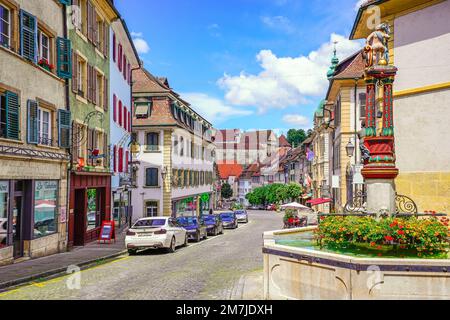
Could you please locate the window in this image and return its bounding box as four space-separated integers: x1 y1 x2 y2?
135 102 150 119
145 168 159 187
34 181 58 239
145 201 158 217
146 132 159 151
87 188 100 231
37 107 52 146
334 95 341 126
38 30 50 62
359 93 366 119
180 136 184 156
0 4 10 48
77 57 86 96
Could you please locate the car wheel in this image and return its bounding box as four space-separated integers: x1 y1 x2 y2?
128 249 137 256
167 237 176 253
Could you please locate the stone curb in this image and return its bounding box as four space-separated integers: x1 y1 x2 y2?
0 250 128 292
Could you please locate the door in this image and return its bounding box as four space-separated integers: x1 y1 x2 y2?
74 189 86 246
12 195 23 258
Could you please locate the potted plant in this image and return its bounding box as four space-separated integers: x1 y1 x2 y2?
38 59 54 72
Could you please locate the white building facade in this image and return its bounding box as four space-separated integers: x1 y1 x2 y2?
109 19 139 230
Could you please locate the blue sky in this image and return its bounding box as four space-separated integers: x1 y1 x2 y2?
115 0 363 134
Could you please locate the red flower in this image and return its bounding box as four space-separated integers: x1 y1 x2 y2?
384 236 394 242
397 230 405 236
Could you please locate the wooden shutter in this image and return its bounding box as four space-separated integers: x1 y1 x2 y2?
20 10 37 62
72 51 78 93
125 150 129 173
103 22 109 57
103 132 108 168
5 91 20 140
86 65 91 102
123 107 127 130
56 37 72 79
112 32 116 62
58 109 71 148
72 123 79 162
27 100 38 144
87 1 93 42
113 145 117 172
92 8 98 47
92 68 97 105
118 147 123 172
113 94 117 122
103 77 108 111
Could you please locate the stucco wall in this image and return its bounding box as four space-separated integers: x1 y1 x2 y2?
394 0 450 91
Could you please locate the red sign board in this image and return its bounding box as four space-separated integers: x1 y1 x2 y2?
98 221 116 244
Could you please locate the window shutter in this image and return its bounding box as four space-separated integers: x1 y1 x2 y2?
57 37 72 79
123 107 127 130
113 145 117 172
112 33 116 62
92 68 97 105
72 51 78 93
128 110 131 132
103 22 109 57
5 91 20 140
118 147 123 172
27 100 38 144
103 132 108 168
93 8 98 47
113 94 117 122
72 123 79 161
59 0 70 5
20 10 37 62
118 44 122 71
127 63 131 85
118 100 122 127
103 77 108 111
58 109 71 148
71 0 80 30
87 65 92 102
125 150 129 173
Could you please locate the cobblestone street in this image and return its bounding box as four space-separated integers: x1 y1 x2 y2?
0 211 282 300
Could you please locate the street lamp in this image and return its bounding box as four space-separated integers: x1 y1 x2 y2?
346 139 355 158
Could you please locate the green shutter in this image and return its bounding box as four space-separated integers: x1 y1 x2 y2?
27 100 38 144
56 37 72 79
5 91 20 140
20 10 37 62
58 109 71 148
59 0 70 5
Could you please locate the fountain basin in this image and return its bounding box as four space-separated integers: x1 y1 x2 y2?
263 227 450 300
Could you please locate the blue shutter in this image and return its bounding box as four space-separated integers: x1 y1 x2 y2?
56 37 72 79
27 100 38 144
5 91 20 140
59 0 70 5
20 10 37 62
58 109 71 148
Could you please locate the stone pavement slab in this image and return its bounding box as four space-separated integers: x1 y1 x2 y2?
230 270 264 300
0 231 127 290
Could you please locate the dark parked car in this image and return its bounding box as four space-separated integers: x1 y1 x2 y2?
177 216 208 242
203 214 224 236
217 211 238 229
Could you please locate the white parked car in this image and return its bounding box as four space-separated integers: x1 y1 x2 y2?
125 217 188 255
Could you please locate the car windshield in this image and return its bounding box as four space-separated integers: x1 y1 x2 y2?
177 217 197 226
220 212 235 219
235 210 246 214
133 219 166 228
202 215 215 221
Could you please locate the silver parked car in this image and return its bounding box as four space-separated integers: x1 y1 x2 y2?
234 210 249 223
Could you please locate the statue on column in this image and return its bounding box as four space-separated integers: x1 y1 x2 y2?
363 23 391 67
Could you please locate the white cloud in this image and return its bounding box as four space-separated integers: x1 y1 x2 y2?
261 16 296 34
131 32 150 54
282 114 310 127
218 33 363 113
180 93 253 125
354 0 367 11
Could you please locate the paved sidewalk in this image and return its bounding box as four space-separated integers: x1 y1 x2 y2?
230 270 264 300
0 231 127 291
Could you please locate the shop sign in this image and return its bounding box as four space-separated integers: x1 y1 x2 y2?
99 221 116 243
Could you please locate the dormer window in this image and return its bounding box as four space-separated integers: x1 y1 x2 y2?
135 102 150 119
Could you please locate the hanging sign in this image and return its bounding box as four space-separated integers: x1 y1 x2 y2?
98 220 116 244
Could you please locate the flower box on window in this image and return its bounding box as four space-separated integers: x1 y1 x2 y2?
38 59 55 72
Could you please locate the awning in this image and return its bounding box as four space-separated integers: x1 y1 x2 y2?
135 104 149 117
306 198 332 206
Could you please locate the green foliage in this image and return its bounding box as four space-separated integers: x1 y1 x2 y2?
221 182 233 199
231 203 244 210
287 129 307 147
283 209 297 222
316 216 450 256
245 183 303 205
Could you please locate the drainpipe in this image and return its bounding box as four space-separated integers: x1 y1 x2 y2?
63 3 71 251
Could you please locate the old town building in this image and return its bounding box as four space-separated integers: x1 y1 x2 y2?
0 0 72 265
109 17 140 231
68 0 118 246
351 0 450 213
131 68 215 219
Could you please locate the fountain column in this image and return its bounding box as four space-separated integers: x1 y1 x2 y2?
361 66 399 215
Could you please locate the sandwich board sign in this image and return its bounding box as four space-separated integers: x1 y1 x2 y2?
98 221 116 244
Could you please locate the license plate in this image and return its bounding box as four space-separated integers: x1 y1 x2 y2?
138 233 153 237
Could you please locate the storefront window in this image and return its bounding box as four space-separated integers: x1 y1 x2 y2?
87 189 98 231
0 181 9 248
176 197 197 217
34 181 58 239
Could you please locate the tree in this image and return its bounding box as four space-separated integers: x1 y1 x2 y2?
221 182 233 200
286 183 303 201
287 129 307 147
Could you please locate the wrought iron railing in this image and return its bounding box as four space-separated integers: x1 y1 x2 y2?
343 192 420 215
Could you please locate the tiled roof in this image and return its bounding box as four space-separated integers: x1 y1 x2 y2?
217 163 244 179
279 135 291 147
332 51 365 80
132 68 170 94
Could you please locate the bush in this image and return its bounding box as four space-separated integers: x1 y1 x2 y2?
315 216 450 256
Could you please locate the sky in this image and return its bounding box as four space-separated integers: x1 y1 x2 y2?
115 0 365 135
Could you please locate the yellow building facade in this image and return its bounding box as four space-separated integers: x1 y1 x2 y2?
352 0 450 213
